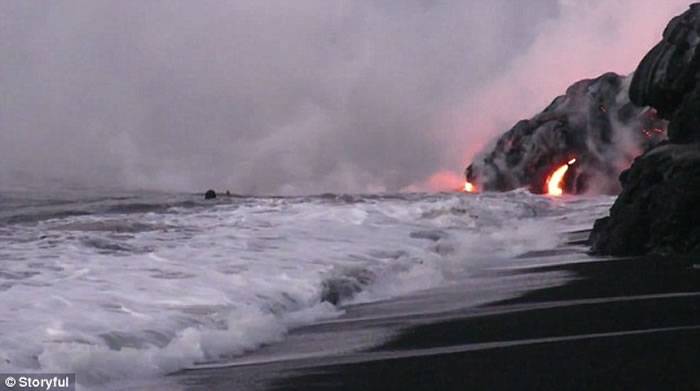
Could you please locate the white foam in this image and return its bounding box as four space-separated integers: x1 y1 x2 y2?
0 192 611 387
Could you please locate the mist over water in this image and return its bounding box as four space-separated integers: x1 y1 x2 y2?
0 190 615 388
1 4 697 388
0 1 690 194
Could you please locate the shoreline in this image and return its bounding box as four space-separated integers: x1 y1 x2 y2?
175 256 700 390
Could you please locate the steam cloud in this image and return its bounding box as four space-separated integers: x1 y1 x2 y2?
0 1 691 194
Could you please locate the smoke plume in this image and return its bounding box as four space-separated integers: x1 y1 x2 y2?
0 1 691 194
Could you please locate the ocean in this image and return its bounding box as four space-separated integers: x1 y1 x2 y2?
0 190 615 389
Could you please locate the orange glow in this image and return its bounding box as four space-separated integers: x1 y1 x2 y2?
642 128 665 138
546 158 576 196
464 181 477 193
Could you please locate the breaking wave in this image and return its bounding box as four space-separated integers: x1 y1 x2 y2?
0 191 612 388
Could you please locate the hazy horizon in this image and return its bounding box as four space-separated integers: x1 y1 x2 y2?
0 1 691 195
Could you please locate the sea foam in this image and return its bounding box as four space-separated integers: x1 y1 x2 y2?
0 191 613 387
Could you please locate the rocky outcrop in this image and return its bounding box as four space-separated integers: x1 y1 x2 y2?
591 3 700 256
204 190 217 200
590 144 700 256
630 3 700 143
466 73 665 194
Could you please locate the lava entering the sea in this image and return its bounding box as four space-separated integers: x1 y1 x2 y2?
546 158 576 196
463 73 668 196
463 181 477 193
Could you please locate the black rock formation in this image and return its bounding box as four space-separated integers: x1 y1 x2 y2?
466 73 666 194
204 190 217 200
590 144 700 256
591 3 700 257
630 3 700 143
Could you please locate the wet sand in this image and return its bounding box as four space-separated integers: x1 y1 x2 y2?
177 256 700 391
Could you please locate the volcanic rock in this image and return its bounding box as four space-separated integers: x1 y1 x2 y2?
466 73 666 194
204 190 217 200
590 144 700 256
630 3 700 143
591 4 700 257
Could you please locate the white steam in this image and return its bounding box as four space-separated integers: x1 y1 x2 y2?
0 0 691 194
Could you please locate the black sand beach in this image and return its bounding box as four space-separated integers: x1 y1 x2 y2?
175 252 700 391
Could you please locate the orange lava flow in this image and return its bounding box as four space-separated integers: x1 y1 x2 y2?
464 181 477 193
546 158 576 196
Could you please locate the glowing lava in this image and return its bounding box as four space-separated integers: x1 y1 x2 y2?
464 181 477 193
546 158 576 196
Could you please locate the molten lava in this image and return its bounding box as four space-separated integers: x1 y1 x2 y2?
464 181 477 193
546 158 576 196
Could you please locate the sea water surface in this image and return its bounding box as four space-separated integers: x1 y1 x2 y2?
0 190 614 389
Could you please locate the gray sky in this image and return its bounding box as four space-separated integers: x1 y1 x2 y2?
0 1 689 194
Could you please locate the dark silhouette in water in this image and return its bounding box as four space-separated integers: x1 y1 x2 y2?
204 190 217 200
